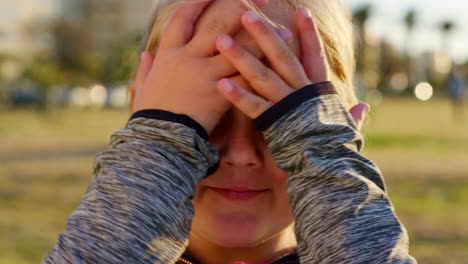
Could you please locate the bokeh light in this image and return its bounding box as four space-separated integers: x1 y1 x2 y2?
108 86 129 108
70 87 89 106
390 72 409 92
89 84 107 107
414 82 434 101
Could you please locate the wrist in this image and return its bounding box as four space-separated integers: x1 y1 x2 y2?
130 109 209 140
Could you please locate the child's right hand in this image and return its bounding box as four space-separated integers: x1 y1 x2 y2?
132 0 267 134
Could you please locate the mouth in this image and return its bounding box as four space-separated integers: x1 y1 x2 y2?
207 187 267 201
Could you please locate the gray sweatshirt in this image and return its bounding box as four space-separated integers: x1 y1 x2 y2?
43 82 417 263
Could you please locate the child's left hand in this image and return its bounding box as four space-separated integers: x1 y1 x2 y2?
215 8 329 119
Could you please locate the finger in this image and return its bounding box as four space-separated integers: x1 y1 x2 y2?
218 78 272 119
277 29 294 45
241 10 310 89
208 28 297 78
188 0 268 56
135 51 154 89
216 34 294 103
349 103 371 131
207 54 238 77
297 8 329 83
160 0 214 49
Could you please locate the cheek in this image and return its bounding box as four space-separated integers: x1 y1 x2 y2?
271 169 293 214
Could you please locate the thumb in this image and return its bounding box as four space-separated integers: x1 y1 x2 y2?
349 102 370 131
135 51 154 89
132 51 154 113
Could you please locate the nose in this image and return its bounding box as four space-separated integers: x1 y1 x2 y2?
209 107 265 169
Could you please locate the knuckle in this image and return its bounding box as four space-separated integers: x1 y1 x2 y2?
250 66 270 85
276 47 297 64
230 87 244 103
249 100 264 115
230 44 247 59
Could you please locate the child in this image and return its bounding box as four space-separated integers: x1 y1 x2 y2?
44 0 416 263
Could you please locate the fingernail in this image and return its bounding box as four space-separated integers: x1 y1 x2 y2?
278 29 293 42
221 79 233 92
300 8 312 19
219 35 233 50
245 10 259 23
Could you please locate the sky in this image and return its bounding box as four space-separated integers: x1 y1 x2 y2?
341 0 468 63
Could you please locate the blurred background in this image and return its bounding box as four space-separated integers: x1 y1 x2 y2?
0 0 467 263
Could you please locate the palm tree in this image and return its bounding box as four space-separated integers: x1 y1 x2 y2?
0 54 5 81
353 5 372 31
439 20 456 52
402 9 418 90
404 9 417 55
441 21 456 34
353 4 372 74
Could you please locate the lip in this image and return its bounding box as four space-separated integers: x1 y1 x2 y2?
208 187 267 201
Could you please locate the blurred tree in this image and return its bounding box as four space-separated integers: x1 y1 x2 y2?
19 17 143 109
21 56 62 109
440 21 456 34
377 39 401 93
439 20 456 51
22 58 61 88
353 4 373 74
0 54 5 81
102 34 140 84
0 54 6 105
51 18 102 85
403 9 418 91
404 9 417 54
19 18 104 109
353 5 372 34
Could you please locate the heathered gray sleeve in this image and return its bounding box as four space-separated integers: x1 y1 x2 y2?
261 94 417 264
43 117 219 264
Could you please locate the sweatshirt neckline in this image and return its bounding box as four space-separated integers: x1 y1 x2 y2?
179 249 299 264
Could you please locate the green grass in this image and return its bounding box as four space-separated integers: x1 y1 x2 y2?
1 97 468 263
387 178 468 260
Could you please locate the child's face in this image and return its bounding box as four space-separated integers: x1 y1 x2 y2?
190 0 299 249
191 106 296 248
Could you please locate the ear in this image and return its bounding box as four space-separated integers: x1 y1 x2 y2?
349 103 370 131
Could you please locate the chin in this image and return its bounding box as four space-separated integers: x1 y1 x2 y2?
190 184 295 249
193 210 272 248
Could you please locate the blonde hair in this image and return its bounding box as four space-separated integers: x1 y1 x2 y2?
137 0 358 109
